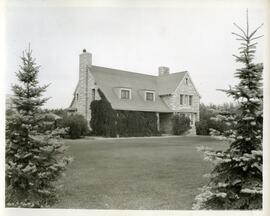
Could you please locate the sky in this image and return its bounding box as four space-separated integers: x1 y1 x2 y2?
4 0 266 109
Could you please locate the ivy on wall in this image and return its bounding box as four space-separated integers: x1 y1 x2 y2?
90 89 160 137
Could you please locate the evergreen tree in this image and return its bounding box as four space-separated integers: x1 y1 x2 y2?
193 12 263 209
6 47 71 207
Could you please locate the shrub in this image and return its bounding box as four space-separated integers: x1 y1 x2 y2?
90 89 117 137
195 103 233 135
116 111 159 137
172 114 191 135
62 114 88 139
43 108 68 119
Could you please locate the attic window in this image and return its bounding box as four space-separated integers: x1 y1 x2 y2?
185 78 189 85
76 93 79 101
92 89 96 100
145 91 155 101
120 89 131 100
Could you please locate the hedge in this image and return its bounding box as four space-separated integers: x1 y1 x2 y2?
90 89 117 137
90 89 160 137
116 110 160 137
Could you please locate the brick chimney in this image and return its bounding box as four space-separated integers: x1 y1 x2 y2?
158 66 170 76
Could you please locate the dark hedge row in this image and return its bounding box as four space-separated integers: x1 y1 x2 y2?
90 89 117 137
116 110 160 137
90 89 160 137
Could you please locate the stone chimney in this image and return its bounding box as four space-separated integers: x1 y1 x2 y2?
77 49 92 122
158 66 170 76
79 49 92 101
79 49 92 76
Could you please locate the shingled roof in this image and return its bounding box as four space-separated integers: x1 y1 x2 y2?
88 65 187 113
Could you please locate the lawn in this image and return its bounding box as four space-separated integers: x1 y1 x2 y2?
53 136 226 210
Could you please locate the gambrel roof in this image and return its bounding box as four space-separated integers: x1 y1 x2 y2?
89 66 188 113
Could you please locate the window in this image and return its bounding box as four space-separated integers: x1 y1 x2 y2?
145 91 155 101
92 89 96 100
76 93 79 101
185 95 188 105
189 95 193 106
185 78 189 85
180 94 184 105
180 94 193 106
120 89 131 99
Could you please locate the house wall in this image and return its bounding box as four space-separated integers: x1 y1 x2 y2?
161 73 200 122
160 73 200 135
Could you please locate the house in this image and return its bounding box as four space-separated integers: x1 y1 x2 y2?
68 49 200 135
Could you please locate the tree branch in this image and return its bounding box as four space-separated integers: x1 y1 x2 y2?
233 23 247 38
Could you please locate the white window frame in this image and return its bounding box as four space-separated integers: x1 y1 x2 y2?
120 88 132 100
145 91 155 102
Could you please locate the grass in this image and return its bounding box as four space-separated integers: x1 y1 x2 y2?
53 136 226 210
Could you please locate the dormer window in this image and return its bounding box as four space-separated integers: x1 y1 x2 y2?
120 88 131 99
145 91 155 101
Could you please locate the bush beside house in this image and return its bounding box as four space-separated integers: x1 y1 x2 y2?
62 114 89 139
90 89 117 137
172 114 191 135
195 103 236 135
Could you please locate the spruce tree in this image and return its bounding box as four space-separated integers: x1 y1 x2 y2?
6 47 71 207
193 12 263 209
